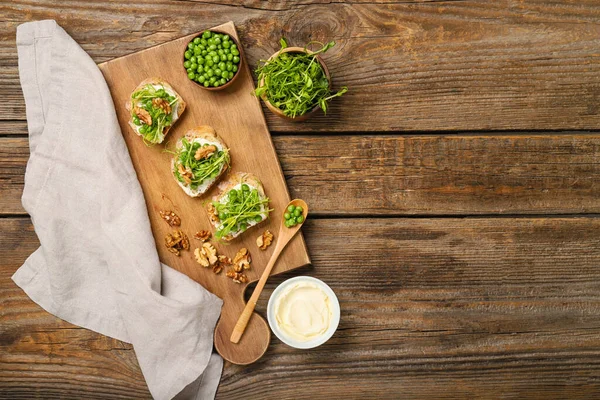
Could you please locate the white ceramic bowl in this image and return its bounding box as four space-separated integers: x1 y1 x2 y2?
267 276 340 349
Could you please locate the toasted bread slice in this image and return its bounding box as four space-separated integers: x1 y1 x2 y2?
171 126 230 197
207 172 270 241
125 77 186 144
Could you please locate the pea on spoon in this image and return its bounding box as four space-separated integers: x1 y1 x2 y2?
230 199 308 343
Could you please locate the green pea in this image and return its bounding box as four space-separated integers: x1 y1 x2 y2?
233 56 240 64
201 50 208 56
240 222 248 231
227 53 233 61
184 50 192 59
203 81 210 87
217 49 224 55
219 71 227 79
201 38 208 46
242 184 250 192
222 41 231 49
190 62 198 70
284 220 292 228
198 75 206 83
193 46 201 55
188 72 195 79
287 205 296 213
209 51 217 57
209 76 216 83
220 77 227 84
231 49 239 56
190 56 197 63
197 56 205 64
207 38 214 46
213 81 220 87
223 34 230 41
211 55 218 63
202 31 211 39
214 68 222 75
228 71 234 79
187 42 194 50
214 37 221 45
219 212 226 220
294 209 301 217
218 61 226 70
284 212 291 220
207 69 214 77
232 65 238 72
183 61 191 68
139 125 147 133
296 206 303 213
197 65 204 73
297 215 304 224
206 59 214 67
218 54 226 62
133 116 141 125
209 44 217 51
186 67 193 74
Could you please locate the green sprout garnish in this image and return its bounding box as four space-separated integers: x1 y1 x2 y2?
131 84 177 144
213 183 272 240
172 138 230 190
254 38 348 118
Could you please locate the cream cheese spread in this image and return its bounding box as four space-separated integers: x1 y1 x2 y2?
274 282 332 342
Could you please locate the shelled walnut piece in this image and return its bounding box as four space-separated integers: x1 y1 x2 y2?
226 270 248 284
233 248 252 272
194 242 218 267
165 230 189 256
194 230 211 242
256 230 274 250
213 255 232 275
159 210 181 227
194 144 217 160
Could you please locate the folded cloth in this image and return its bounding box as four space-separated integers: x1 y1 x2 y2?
13 20 224 400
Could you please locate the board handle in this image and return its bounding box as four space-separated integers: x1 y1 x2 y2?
230 300 257 343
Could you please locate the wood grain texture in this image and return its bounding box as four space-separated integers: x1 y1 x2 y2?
2 134 600 216
98 21 309 365
2 216 600 399
2 1 600 131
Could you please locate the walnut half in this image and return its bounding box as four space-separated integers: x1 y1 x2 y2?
233 248 252 272
226 270 248 284
159 210 181 227
165 230 189 256
134 106 152 125
194 242 218 267
194 145 217 160
256 230 274 250
194 230 211 242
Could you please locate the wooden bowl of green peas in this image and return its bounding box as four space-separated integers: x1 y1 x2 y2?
183 29 243 90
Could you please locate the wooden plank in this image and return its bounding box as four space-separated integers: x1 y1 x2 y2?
2 216 600 399
2 134 600 216
2 1 600 131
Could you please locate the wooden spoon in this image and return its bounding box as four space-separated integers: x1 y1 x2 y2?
230 199 308 343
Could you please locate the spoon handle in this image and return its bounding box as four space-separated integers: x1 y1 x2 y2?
230 245 282 343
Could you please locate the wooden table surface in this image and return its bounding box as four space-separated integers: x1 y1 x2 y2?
2 1 600 399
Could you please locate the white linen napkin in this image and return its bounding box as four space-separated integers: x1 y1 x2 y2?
13 20 224 400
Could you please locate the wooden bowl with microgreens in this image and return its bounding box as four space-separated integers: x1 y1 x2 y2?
183 29 244 90
254 39 348 122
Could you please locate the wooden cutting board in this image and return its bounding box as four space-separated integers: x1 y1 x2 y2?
98 21 310 365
